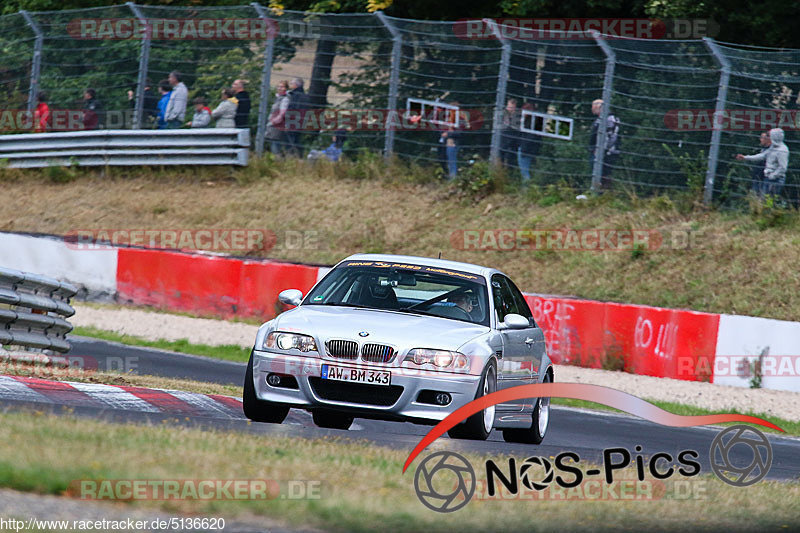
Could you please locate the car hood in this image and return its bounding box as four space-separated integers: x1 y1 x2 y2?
273 305 489 353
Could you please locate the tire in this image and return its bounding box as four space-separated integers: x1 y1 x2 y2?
312 409 354 430
503 369 552 444
448 362 496 441
242 352 289 424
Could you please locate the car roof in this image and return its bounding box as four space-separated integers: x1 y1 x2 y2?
341 253 502 278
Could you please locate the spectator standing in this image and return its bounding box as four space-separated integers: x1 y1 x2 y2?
232 79 251 129
588 98 620 189
500 98 520 169
33 92 50 132
82 89 104 130
211 88 238 128
127 86 136 110
165 71 188 129
440 103 466 179
746 131 771 195
143 82 158 120
737 128 789 198
156 80 172 130
127 81 158 125
286 77 308 156
187 97 211 128
517 102 542 183
267 80 290 155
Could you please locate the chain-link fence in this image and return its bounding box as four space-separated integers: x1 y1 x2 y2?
1 5 799 205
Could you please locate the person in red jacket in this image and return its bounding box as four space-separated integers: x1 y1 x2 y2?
33 92 51 132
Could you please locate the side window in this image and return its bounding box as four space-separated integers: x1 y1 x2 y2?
506 278 534 324
491 275 521 323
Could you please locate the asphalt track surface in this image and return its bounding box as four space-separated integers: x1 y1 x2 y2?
5 335 799 482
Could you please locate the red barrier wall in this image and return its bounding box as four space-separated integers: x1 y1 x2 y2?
525 294 720 381
116 248 320 320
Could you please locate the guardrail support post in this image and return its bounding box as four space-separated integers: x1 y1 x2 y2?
128 2 151 130
20 11 43 115
375 11 401 159
486 19 510 166
703 38 731 206
252 2 276 157
591 30 616 192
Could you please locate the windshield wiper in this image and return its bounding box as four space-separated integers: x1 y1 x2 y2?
307 302 374 309
396 307 448 318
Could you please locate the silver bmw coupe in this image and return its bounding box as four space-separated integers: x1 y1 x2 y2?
244 253 553 443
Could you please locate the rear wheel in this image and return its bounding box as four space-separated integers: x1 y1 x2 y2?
312 409 354 430
448 362 496 441
243 352 289 424
503 369 552 444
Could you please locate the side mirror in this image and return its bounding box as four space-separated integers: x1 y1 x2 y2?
503 313 529 330
278 289 303 307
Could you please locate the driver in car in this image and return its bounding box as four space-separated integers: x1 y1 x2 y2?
449 292 475 319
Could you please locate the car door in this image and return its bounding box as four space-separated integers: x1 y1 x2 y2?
506 277 546 382
491 274 530 411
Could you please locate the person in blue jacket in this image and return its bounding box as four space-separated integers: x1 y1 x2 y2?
156 80 172 129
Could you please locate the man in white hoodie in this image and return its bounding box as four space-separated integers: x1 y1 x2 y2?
737 128 790 197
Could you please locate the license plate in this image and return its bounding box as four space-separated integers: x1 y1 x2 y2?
321 364 391 386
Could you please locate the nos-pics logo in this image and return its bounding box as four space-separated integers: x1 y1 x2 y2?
413 425 773 512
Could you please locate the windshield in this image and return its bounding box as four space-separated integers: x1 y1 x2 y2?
304 261 490 326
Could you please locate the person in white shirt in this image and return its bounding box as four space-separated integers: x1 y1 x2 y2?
165 71 188 128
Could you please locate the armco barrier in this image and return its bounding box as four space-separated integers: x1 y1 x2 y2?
1 231 798 391
0 266 77 353
0 129 249 168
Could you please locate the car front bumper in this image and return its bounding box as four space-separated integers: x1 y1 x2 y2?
252 349 482 422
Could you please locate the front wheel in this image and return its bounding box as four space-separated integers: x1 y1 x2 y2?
242 352 289 424
448 362 496 441
502 369 552 444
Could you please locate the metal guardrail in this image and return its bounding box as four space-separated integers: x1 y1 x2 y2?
0 129 250 168
0 267 77 353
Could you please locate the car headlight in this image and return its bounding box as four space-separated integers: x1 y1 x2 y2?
264 331 318 353
406 348 469 370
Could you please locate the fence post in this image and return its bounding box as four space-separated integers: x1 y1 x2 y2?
252 2 276 157
375 11 401 159
485 19 510 166
20 11 43 114
703 38 731 206
591 30 616 192
127 2 150 129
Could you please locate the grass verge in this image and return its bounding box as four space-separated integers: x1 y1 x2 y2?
0 410 798 532
71 326 251 363
2 157 800 321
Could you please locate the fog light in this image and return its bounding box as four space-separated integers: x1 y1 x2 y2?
267 373 281 386
435 393 451 405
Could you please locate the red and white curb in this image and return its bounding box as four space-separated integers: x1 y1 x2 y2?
0 375 244 419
